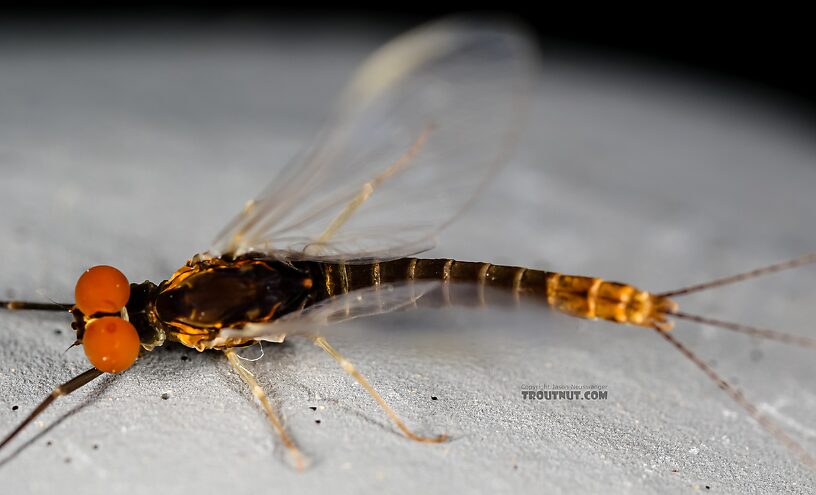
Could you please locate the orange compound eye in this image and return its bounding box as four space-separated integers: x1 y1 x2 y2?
75 265 130 316
83 317 141 373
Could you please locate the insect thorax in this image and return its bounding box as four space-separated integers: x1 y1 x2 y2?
143 254 312 351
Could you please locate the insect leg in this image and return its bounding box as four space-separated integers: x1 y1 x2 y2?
311 335 447 443
223 349 307 471
0 368 102 450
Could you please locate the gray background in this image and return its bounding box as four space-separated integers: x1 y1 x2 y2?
1 19 815 494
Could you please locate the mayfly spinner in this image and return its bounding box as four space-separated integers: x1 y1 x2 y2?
1 18 815 471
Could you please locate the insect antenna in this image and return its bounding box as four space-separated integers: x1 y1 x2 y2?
0 368 103 451
1 300 71 312
653 326 816 471
37 290 75 310
668 310 816 350
656 251 816 298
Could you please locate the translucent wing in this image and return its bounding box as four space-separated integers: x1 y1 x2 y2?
218 281 443 342
217 278 568 344
211 17 536 263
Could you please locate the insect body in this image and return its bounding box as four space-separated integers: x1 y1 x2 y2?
139 255 314 351
114 254 680 355
1 17 815 472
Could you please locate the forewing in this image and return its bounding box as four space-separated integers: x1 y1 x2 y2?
211 18 536 262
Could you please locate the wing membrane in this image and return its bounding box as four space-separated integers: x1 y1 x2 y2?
211 18 536 262
218 281 442 342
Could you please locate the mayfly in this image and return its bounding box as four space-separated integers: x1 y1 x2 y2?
1 18 815 472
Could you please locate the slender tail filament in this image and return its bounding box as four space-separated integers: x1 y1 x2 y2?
653 326 816 471
669 310 816 350
658 251 816 298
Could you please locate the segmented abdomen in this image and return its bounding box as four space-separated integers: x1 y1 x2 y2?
315 258 677 330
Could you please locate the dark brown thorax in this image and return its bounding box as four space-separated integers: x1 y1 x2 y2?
140 254 312 350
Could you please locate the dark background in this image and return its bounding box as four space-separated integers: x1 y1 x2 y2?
2 5 813 116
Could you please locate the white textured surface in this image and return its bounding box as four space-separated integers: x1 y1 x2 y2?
1 22 815 494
